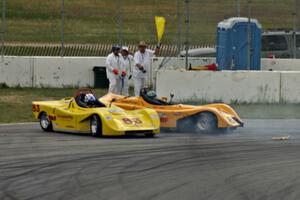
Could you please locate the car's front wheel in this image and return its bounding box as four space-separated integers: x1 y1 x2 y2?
90 115 102 137
194 112 217 133
39 112 53 132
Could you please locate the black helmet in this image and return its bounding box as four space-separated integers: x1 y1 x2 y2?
112 45 121 52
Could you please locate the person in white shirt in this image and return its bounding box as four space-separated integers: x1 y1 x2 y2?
133 41 160 96
119 46 133 96
105 45 121 94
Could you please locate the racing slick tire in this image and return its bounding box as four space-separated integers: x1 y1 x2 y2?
193 112 217 133
90 115 102 137
39 112 53 132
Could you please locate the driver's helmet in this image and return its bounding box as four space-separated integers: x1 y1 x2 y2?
84 93 96 105
146 90 157 99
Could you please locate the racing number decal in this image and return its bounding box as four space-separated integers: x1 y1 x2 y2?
122 118 142 125
132 118 142 124
122 118 132 124
32 104 40 112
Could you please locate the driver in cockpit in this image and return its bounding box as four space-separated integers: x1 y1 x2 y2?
75 93 105 108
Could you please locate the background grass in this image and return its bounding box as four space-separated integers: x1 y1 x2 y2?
1 0 299 45
1 88 300 124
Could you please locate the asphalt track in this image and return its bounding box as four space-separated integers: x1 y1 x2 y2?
1 119 300 200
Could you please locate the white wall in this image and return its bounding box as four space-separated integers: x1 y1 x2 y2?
0 56 33 87
152 57 300 71
0 56 136 88
280 72 300 103
1 56 300 103
156 70 281 103
0 56 105 87
33 57 104 88
261 58 300 71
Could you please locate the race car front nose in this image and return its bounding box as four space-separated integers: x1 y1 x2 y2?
232 117 244 127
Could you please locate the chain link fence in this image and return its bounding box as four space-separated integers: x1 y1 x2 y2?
0 0 299 56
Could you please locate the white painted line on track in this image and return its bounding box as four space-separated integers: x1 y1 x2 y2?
0 122 38 126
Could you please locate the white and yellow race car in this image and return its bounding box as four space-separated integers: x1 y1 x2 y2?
32 88 160 137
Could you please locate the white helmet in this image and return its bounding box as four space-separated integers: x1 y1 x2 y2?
121 46 129 52
84 93 96 104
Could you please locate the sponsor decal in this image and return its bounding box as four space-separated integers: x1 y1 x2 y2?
108 109 122 113
159 113 168 123
173 112 181 116
105 116 112 120
57 114 73 120
150 114 159 119
32 104 40 112
49 115 57 121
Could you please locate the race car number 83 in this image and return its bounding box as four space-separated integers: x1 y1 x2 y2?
32 104 40 112
122 118 142 125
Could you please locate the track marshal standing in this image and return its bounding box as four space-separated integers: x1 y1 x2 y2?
133 41 160 96
119 46 133 96
105 45 121 94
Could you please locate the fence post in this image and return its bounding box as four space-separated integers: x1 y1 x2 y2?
247 0 252 70
236 0 240 17
292 0 297 59
1 0 6 60
117 0 123 45
176 0 182 55
184 0 190 70
60 0 65 57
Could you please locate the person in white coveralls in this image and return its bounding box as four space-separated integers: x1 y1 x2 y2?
133 41 160 96
105 45 121 94
119 46 133 96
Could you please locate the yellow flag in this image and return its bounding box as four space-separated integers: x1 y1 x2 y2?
155 16 166 42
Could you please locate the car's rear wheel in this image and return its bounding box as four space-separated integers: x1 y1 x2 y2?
194 112 217 133
90 115 102 137
39 112 53 132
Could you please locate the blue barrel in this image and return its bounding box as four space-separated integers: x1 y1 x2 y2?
216 17 262 70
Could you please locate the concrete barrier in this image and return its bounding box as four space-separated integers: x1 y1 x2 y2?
153 57 300 71
0 56 135 88
0 56 105 87
33 57 104 88
1 56 300 104
0 56 33 87
280 72 300 103
156 70 281 103
261 58 300 71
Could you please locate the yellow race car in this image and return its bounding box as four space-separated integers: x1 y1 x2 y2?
32 88 160 137
100 89 243 133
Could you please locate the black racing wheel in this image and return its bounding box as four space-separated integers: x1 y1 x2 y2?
193 112 217 133
90 115 102 137
39 112 53 132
